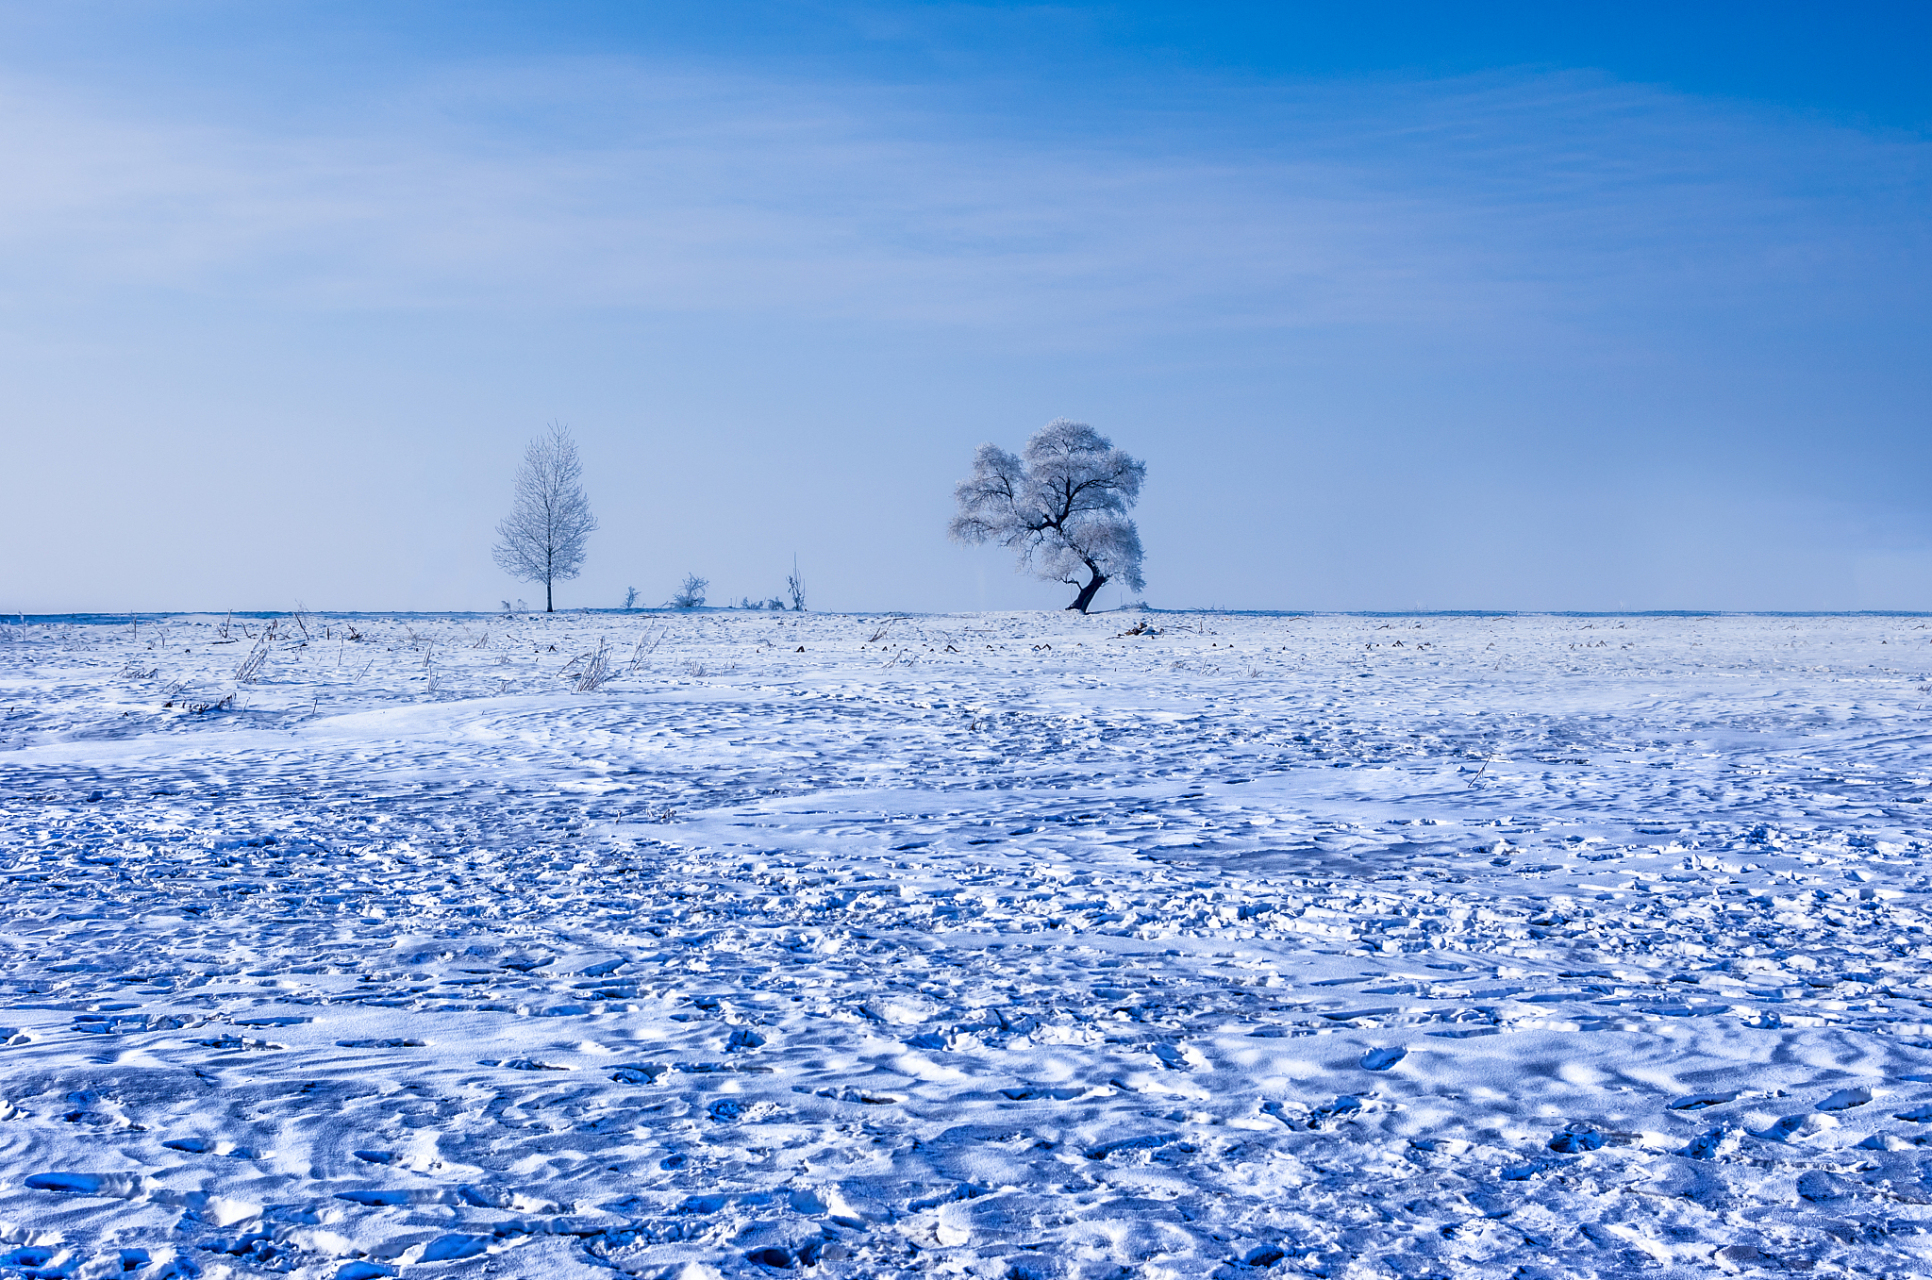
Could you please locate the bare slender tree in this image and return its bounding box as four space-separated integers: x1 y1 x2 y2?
492 423 598 613
950 419 1146 613
786 555 807 612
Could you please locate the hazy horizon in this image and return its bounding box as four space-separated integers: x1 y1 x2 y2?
13 606 1932 624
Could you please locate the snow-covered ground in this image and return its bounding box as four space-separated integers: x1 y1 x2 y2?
3 609 1932 1279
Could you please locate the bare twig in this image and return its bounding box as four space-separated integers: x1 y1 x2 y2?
627 625 664 674
235 634 273 684
575 639 613 692
1469 750 1505 787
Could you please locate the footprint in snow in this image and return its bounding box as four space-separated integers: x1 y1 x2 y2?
810 1086 903 1105
1858 1133 1920 1151
25 1172 148 1198
1797 1170 1854 1202
1547 1125 1605 1154
746 1243 825 1270
456 1185 546 1210
191 1035 282 1051
419 1235 491 1263
1153 1043 1207 1070
333 1263 396 1280
1084 1131 1180 1160
1678 1127 1740 1160
1755 1113 1837 1143
1271 1096 1366 1131
611 1063 668 1084
336 1038 426 1049
1000 1085 1086 1101
1668 1091 1739 1111
482 1058 569 1071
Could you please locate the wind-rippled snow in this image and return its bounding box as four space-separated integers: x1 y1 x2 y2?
2 610 1931 1279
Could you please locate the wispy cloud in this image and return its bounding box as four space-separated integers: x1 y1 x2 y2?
3 58 1919 346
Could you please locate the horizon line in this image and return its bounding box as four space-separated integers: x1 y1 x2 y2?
9 607 1931 625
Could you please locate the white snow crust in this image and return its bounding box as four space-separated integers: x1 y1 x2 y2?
2 610 1931 1279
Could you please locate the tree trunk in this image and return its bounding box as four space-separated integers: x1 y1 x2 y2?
1066 567 1107 613
545 578 554 613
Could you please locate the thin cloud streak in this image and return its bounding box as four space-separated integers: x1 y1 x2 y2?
1 61 1919 345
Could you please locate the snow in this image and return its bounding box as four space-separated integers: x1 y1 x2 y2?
2 609 1931 1278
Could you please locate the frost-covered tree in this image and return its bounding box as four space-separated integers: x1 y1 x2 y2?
492 423 598 613
950 419 1146 613
671 573 708 609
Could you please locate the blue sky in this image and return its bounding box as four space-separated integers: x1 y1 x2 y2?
4 2 1928 612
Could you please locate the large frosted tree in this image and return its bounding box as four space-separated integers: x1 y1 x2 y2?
950 419 1146 613
492 423 598 613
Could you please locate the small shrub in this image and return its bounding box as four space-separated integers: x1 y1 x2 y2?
786 559 806 611
574 640 613 692
671 574 708 609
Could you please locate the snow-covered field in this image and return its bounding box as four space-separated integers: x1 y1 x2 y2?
3 609 1932 1280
